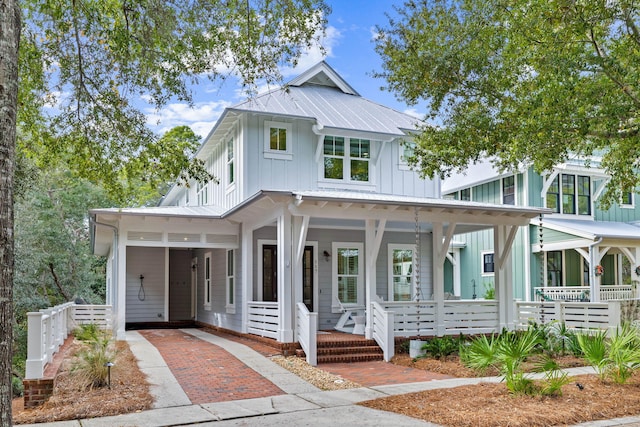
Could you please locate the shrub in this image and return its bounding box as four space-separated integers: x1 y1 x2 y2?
12 376 24 397
71 329 117 389
460 334 499 375
422 336 460 361
74 323 101 342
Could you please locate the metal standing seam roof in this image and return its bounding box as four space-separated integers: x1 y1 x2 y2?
230 84 419 137
90 205 226 219
542 217 640 240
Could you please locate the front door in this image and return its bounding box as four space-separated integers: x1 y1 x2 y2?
303 246 314 311
263 245 278 301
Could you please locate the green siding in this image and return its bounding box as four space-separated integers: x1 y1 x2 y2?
472 180 501 204
602 254 615 285
531 225 579 244
444 258 454 294
565 250 582 286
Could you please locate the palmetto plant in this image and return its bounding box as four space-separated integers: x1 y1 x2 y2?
459 334 499 375
578 324 640 384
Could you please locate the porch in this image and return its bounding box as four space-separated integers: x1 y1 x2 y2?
534 285 639 302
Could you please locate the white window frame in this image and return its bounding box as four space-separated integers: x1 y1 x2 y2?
332 242 364 312
226 249 235 313
621 192 635 209
320 135 375 189
264 120 293 160
398 140 416 171
545 173 592 216
204 251 212 310
226 138 235 187
388 244 415 301
481 251 495 276
197 181 208 206
502 175 516 205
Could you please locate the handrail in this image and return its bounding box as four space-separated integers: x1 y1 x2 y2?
295 303 317 366
371 301 394 361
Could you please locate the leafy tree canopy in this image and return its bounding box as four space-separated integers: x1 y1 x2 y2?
18 0 329 204
375 0 640 207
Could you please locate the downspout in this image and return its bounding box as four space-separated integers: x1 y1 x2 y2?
589 236 604 302
90 217 119 329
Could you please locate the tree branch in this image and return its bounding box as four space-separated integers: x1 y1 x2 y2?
48 262 71 301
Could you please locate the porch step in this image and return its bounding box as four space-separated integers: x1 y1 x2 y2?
296 334 384 363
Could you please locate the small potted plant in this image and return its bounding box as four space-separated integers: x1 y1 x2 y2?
595 265 604 276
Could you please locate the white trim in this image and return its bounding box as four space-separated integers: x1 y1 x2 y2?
398 140 415 171
319 135 376 189
257 239 277 301
303 241 319 313
164 247 169 321
226 249 236 313
264 120 293 160
332 242 365 311
621 192 635 209
481 250 495 276
387 244 415 301
501 175 516 205
204 251 212 310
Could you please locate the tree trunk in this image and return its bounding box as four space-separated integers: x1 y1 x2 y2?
0 0 20 425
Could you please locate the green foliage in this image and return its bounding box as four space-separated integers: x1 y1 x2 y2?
398 340 411 354
71 329 116 389
421 336 460 361
12 376 24 398
577 330 609 380
17 0 330 204
460 334 498 375
530 321 579 357
375 0 640 207
482 282 495 300
462 327 569 396
74 323 101 342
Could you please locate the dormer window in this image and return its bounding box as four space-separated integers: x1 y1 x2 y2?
322 135 370 183
502 176 515 205
264 121 293 160
546 174 591 215
622 192 634 208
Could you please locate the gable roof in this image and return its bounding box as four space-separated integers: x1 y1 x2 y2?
226 61 419 138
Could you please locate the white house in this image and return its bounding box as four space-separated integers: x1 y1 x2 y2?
91 62 545 361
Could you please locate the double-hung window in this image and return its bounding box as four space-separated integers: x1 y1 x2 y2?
547 251 563 287
502 176 515 205
399 140 416 170
226 250 235 312
332 242 364 309
388 244 414 301
226 139 235 185
622 192 634 208
323 136 371 184
482 252 495 275
546 174 591 215
197 181 208 206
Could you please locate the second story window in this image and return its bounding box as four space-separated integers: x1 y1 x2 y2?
226 139 235 185
196 181 208 206
546 174 591 216
622 192 634 207
323 136 371 184
502 176 515 205
460 188 471 201
264 121 292 160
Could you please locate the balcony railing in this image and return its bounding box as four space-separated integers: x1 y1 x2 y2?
534 285 637 302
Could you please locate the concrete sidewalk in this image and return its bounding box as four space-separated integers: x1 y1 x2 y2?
18 329 640 427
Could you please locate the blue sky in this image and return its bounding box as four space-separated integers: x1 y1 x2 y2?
145 1 428 139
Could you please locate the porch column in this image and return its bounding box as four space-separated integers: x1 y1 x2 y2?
432 222 445 336
277 211 294 342
634 248 640 298
241 223 254 334
292 215 310 307
365 219 386 339
116 236 127 340
590 241 607 302
494 224 517 330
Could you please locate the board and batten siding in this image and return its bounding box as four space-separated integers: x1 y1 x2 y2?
126 247 166 322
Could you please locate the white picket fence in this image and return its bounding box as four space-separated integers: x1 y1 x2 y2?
25 303 113 380
516 300 621 332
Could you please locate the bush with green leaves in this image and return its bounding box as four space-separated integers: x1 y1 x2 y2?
461 327 570 396
577 324 640 384
421 336 461 361
71 324 116 389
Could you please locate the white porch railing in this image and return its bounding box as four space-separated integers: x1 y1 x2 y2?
534 285 637 302
375 300 500 337
371 301 395 362
247 301 279 339
25 303 113 380
516 300 622 333
295 303 317 366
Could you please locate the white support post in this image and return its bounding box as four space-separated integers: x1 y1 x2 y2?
277 211 294 342
384 311 395 362
365 219 385 339
241 223 254 334
608 300 622 336
25 312 46 380
495 225 515 330
116 234 127 340
432 222 445 336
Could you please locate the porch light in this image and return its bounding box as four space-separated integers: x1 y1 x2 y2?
323 250 331 261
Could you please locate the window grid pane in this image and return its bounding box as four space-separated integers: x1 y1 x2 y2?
562 174 576 214
392 249 413 301
337 248 359 304
502 176 515 205
577 176 591 215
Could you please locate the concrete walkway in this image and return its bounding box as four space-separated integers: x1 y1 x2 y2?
19 329 640 427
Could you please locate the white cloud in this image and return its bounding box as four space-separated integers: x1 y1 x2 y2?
403 108 425 119
280 24 341 77
146 100 232 139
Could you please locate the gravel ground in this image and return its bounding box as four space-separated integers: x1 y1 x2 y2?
270 356 361 390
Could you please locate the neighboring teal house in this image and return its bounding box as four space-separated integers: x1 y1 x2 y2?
442 158 640 302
